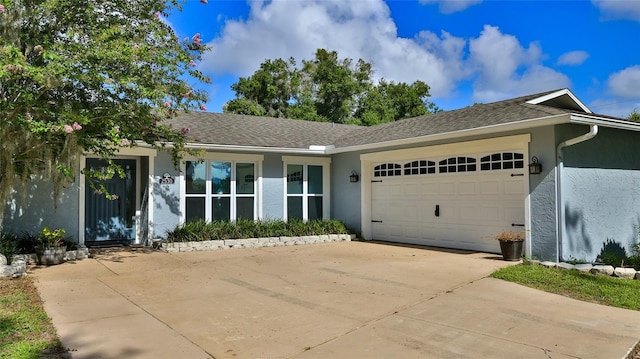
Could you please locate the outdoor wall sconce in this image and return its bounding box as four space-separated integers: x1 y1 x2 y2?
529 156 542 175
349 170 359 183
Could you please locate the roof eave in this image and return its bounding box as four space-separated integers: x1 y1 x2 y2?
184 142 328 155
327 114 571 154
569 114 640 131
526 88 592 113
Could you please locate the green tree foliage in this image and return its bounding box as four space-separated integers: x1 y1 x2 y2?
224 49 440 125
628 108 640 122
356 80 438 126
0 0 210 229
224 58 296 117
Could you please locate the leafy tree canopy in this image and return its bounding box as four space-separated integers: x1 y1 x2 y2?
223 49 441 125
628 108 640 122
0 0 210 229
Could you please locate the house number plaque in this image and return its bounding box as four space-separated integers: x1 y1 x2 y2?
159 172 175 185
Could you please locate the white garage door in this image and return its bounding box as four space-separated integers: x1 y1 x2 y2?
371 151 526 253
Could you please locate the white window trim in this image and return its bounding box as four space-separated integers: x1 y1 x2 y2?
282 156 331 221
180 153 263 224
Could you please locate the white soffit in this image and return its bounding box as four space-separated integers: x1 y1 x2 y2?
526 88 592 113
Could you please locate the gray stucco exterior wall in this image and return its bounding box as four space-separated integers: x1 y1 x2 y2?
559 125 640 261
330 152 362 234
528 126 558 261
2 163 81 240
152 151 182 238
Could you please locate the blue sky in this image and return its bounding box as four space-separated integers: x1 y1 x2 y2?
168 0 640 118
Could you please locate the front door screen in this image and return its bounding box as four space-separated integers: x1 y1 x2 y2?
85 159 137 241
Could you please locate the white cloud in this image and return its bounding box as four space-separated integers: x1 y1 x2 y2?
468 25 571 103
200 3 572 105
200 0 467 98
607 65 640 98
592 0 640 21
419 0 482 14
589 97 640 118
557 51 589 66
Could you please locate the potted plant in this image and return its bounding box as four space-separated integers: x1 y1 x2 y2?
495 230 524 261
35 227 67 265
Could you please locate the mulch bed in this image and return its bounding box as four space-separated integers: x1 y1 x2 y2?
629 341 640 359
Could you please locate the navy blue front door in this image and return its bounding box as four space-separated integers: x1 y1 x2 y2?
85 159 137 241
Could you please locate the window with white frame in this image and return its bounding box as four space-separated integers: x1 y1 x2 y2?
283 157 330 221
184 159 258 222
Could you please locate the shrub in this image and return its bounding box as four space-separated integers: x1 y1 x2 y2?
0 231 77 263
494 230 524 242
165 218 349 243
597 239 627 267
0 232 19 264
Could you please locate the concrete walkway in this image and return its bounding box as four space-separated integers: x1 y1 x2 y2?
32 242 640 359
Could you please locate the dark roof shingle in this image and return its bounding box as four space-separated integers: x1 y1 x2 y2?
167 89 625 150
331 90 579 148
166 112 360 149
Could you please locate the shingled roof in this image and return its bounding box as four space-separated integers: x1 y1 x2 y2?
331 89 585 148
165 112 360 149
167 89 623 151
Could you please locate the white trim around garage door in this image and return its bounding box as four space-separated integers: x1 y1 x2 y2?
360 134 532 254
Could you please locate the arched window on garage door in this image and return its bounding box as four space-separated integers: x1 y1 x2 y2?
404 160 436 175
480 152 524 171
374 163 402 177
438 157 477 173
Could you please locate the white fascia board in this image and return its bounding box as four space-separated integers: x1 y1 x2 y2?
328 114 571 154
309 145 335 151
569 114 640 131
184 142 327 155
83 143 158 157
526 89 592 113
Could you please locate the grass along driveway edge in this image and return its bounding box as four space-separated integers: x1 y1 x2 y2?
0 277 68 359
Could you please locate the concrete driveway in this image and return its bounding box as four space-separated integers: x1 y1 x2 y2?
33 242 640 359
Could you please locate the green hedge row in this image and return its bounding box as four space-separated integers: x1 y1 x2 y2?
165 218 349 243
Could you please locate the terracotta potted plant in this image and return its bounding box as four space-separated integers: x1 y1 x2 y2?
495 230 524 261
35 227 67 265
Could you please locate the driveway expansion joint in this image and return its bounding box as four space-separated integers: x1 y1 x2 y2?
96 277 217 359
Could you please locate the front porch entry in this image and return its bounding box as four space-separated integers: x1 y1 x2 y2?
84 158 141 246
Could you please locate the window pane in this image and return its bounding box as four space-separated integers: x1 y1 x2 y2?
186 197 205 222
308 196 323 220
287 164 303 194
236 197 254 220
236 163 255 194
185 161 206 194
211 162 231 195
308 165 323 194
287 197 303 220
211 197 230 221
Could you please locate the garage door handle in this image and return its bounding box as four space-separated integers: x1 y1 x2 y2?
510 173 524 177
512 223 525 227
435 205 440 217
372 220 383 223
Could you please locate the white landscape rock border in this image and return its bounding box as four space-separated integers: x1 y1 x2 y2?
160 234 356 253
0 246 90 278
531 260 640 280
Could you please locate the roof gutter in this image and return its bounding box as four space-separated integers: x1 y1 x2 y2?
569 114 640 131
555 124 599 264
182 142 328 155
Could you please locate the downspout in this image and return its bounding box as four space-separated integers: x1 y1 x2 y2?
555 124 598 263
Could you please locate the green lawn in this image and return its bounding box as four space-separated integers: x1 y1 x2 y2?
0 277 68 359
491 264 640 311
